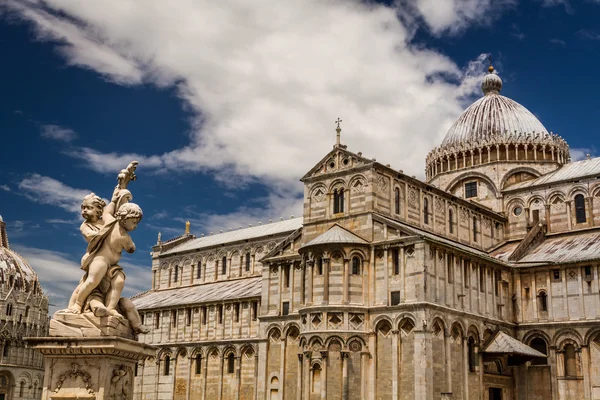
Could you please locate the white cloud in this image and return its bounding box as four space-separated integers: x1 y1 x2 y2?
549 38 566 46
12 244 151 314
18 174 90 213
399 0 516 35
40 124 77 142
3 0 506 227
0 185 9 192
570 147 595 161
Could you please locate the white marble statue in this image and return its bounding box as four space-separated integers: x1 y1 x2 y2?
60 161 149 335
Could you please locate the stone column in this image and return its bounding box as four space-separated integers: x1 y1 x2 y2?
303 351 311 400
582 345 591 400
361 351 369 400
323 257 330 305
297 353 303 400
307 261 314 305
280 335 287 399
27 337 156 400
341 351 349 400
203 353 209 400
320 351 328 400
368 333 376 400
343 258 349 304
392 330 399 400
383 247 390 305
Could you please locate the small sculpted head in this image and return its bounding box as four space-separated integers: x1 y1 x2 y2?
116 203 143 232
81 193 106 223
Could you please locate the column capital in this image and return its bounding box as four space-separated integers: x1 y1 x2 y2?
320 350 328 359
297 353 303 361
341 351 350 359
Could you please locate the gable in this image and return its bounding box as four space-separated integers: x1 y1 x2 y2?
301 146 373 181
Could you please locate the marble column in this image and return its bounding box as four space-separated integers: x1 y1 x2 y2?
320 351 328 400
341 351 349 400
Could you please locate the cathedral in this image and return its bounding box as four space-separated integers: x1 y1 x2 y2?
0 217 49 400
131 66 600 400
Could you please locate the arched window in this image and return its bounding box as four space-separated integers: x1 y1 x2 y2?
2 343 8 358
222 256 227 275
564 344 577 377
530 338 548 365
164 355 171 375
472 217 478 242
155 312 160 329
333 188 345 214
197 261 202 279
448 209 454 234
19 381 24 397
317 258 323 275
227 353 235 374
6 304 12 317
423 198 429 225
468 337 477 372
575 194 586 223
25 306 29 318
538 291 548 312
173 266 179 283
351 257 361 275
394 188 400 214
195 354 202 375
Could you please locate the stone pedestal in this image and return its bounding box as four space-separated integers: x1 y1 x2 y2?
26 336 156 400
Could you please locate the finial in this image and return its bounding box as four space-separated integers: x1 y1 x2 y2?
185 220 190 234
157 232 162 243
335 118 342 147
587 154 591 160
481 56 502 95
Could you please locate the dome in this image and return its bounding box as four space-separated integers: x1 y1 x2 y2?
0 247 40 290
441 67 549 147
0 220 42 293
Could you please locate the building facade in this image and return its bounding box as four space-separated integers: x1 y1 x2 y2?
132 67 600 400
0 218 49 400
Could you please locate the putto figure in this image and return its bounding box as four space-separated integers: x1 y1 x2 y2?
60 161 149 335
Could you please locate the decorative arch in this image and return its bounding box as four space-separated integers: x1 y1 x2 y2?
500 167 541 189
522 330 552 346
347 249 368 260
325 336 346 349
240 344 256 357
346 336 367 349
189 347 204 358
371 315 394 330
222 345 238 358
430 316 447 336
309 183 328 201
547 191 566 204
175 347 188 358
206 346 220 359
568 185 589 198
445 172 499 198
585 327 600 346
157 348 173 360
554 329 583 349
265 323 282 337
349 174 368 191
526 195 545 210
267 326 282 342
467 324 481 342
216 250 228 259
283 323 301 338
307 336 324 350
329 178 348 192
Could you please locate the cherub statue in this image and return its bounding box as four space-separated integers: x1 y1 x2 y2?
63 161 150 334
108 365 130 400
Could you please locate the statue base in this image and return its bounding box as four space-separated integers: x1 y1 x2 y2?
26 336 156 400
50 311 134 339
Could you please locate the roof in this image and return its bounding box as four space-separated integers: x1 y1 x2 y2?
161 218 303 255
506 157 600 191
492 229 600 265
375 214 509 266
301 224 369 249
483 331 546 358
441 70 549 147
132 277 262 310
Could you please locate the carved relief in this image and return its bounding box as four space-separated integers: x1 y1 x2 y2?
435 198 443 213
408 188 418 208
377 175 388 191
54 363 95 395
107 365 131 400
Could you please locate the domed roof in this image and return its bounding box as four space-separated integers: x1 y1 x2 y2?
0 247 39 289
441 66 549 147
0 220 41 292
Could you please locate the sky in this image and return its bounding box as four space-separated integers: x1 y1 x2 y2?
1 0 600 312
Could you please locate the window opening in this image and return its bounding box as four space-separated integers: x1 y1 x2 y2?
423 197 429 224
282 302 289 316
352 257 361 275
245 252 251 271
195 355 202 375
391 291 400 306
465 181 477 198
164 356 170 375
392 249 399 275
473 217 478 242
284 265 290 288
538 291 548 312
197 261 202 279
222 256 227 275
553 269 561 281
173 266 178 283
575 194 586 223
394 188 400 214
234 303 240 322
317 258 323 275
564 344 577 376
448 209 454 234
447 254 454 283
227 353 235 374
186 308 192 326
252 302 258 321
218 305 223 324
530 338 547 365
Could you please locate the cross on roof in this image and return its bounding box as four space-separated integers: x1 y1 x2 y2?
335 118 342 129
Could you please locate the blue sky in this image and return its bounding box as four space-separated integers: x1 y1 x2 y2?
1 0 599 311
